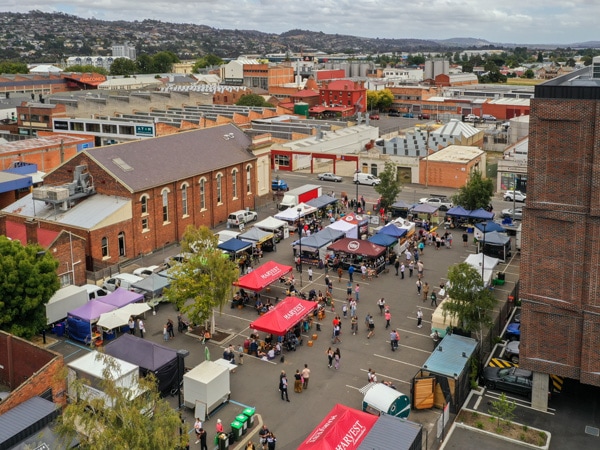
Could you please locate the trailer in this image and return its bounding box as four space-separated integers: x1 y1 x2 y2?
46 285 89 325
183 361 230 420
278 184 322 210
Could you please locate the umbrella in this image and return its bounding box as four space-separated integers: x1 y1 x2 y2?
120 302 151 317
97 310 130 330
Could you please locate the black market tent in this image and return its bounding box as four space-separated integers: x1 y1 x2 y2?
0 396 60 449
357 414 423 450
306 194 338 209
446 206 471 218
481 230 512 261
410 203 439 214
218 238 252 254
104 333 182 396
469 208 495 220
390 200 413 218
131 273 171 297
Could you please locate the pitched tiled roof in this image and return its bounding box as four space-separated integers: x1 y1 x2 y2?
6 220 59 247
85 124 254 192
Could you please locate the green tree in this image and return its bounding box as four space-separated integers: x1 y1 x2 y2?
236 93 271 107
452 171 494 210
136 54 154 73
0 236 60 338
377 89 394 111
64 64 108 75
110 57 138 76
151 51 180 73
523 69 535 79
366 90 379 111
488 392 516 428
374 161 401 210
537 51 544 63
164 226 239 327
192 54 223 72
0 61 29 74
56 352 186 450
442 262 498 343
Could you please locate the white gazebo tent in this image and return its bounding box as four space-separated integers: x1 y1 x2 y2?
464 253 499 287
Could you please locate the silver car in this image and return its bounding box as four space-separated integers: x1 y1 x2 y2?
501 207 523 220
318 172 342 182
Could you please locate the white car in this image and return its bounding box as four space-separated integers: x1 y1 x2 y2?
133 265 161 277
501 207 523 220
464 114 480 122
504 190 527 202
227 210 258 227
318 172 342 182
419 197 453 211
505 341 520 364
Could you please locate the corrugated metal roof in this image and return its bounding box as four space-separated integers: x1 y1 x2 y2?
422 334 478 377
2 193 131 230
85 124 254 192
426 145 484 163
357 414 422 450
0 396 59 448
433 119 480 139
487 98 531 106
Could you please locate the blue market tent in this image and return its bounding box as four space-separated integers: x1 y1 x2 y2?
474 221 505 233
391 200 413 209
368 233 398 247
378 223 408 238
306 195 337 209
218 238 252 253
469 208 495 220
314 227 345 243
446 206 471 218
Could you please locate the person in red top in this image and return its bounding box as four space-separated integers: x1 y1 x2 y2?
216 418 224 434
384 308 392 329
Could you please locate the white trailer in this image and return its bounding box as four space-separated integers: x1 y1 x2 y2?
46 285 89 325
183 360 230 420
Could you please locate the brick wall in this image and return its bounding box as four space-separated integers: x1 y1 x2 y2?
419 160 477 188
521 97 600 386
0 332 67 414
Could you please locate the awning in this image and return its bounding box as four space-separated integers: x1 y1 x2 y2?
218 239 252 253
390 200 412 210
254 216 287 231
378 223 407 238
327 220 358 239
474 221 505 233
234 261 293 292
327 238 386 258
300 404 378 450
68 299 116 322
306 194 337 209
274 202 317 221
446 206 471 218
483 230 511 246
98 287 144 308
410 203 439 214
469 208 495 220
250 297 317 335
368 233 398 247
238 227 274 244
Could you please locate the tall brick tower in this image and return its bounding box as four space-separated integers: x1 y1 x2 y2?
521 57 600 403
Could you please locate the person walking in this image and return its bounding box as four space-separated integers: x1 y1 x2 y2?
384 308 391 329
348 265 355 282
417 261 424 279
354 284 360 301
216 418 224 435
301 364 310 389
279 371 289 401
417 308 423 328
337 266 343 283
349 299 357 317
361 264 367 280
408 261 414 278
138 318 145 338
163 323 169 341
259 425 270 450
167 319 175 339
342 302 348 318
400 262 405 279
128 316 135 335
333 348 341 370
351 315 358 335
430 290 438 307
367 314 375 338
307 267 313 281
326 347 334 368
394 259 400 276
294 369 303 393
198 428 208 450
390 329 399 351
266 432 277 450
194 417 203 444
332 324 341 343
447 232 453 248
416 279 422 296
377 297 386 315
422 282 429 303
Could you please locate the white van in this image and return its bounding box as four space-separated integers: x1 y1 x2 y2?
102 273 143 292
353 173 381 186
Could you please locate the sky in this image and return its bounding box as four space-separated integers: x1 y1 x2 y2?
2 0 599 45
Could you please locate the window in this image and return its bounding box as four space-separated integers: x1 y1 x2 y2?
118 232 125 257
142 217 149 231
60 272 72 287
216 173 223 204
232 170 238 199
199 178 206 210
181 183 188 216
274 155 290 166
140 195 148 215
101 237 109 257
246 165 252 193
162 189 169 223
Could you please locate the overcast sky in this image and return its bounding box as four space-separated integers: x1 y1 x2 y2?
2 0 598 45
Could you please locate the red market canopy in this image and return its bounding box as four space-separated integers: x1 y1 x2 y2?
249 297 317 335
327 238 386 258
300 404 378 450
234 261 293 292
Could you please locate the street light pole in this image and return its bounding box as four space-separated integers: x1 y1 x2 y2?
354 169 360 213
297 207 303 288
425 126 430 188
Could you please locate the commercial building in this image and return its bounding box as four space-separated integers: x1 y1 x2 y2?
521 57 600 410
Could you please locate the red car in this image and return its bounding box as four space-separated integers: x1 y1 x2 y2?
370 113 380 120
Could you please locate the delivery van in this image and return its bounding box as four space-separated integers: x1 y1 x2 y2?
353 173 381 186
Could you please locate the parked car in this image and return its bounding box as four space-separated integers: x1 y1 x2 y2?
505 322 521 341
164 253 192 267
369 113 380 120
133 265 161 277
271 179 289 191
483 366 533 397
505 341 520 364
418 113 430 119
388 111 401 117
102 273 144 292
482 114 497 122
353 172 381 186
501 207 523 220
318 172 343 182
504 190 527 202
419 197 453 211
402 113 414 118
227 210 258 227
464 114 480 122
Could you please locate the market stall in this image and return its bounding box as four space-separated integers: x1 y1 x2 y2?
464 253 499 287
367 233 399 255
306 194 338 210
389 200 413 219
234 261 293 292
238 227 276 252
98 287 145 308
473 221 506 240
362 383 411 418
340 213 369 239
66 300 117 344
327 238 387 274
217 238 253 261
357 414 423 450
409 203 441 226
249 296 317 336
254 216 289 240
274 202 317 222
293 227 345 266
300 404 378 450
480 230 511 261
327 218 358 239
469 207 495 221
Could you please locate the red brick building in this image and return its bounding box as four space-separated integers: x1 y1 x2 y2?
521 59 600 400
319 80 367 116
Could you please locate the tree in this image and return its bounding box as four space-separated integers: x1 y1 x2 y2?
56 352 186 450
64 64 108 75
442 262 498 344
110 57 138 76
0 236 60 338
488 392 516 428
151 51 180 73
0 61 29 74
164 226 239 327
136 54 154 73
523 69 535 79
452 171 494 210
192 53 223 72
366 90 379 111
377 89 394 111
374 161 401 210
236 93 271 107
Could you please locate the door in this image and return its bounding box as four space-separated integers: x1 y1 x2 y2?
118 232 126 257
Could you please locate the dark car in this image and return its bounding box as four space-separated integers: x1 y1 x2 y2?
418 113 430 120
505 322 521 341
388 111 401 117
483 367 533 397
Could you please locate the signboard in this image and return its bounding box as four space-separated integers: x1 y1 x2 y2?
54 120 69 130
135 125 154 137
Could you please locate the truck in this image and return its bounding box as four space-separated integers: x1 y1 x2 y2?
278 184 322 210
46 285 89 325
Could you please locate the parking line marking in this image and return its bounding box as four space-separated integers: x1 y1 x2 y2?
484 391 556 415
374 353 422 368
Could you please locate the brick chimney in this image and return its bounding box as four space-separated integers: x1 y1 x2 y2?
24 218 38 245
0 213 6 237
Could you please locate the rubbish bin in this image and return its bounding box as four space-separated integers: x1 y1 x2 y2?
236 414 248 434
227 432 235 445
497 272 506 281
218 433 229 450
54 323 65 337
242 407 255 428
230 421 243 442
